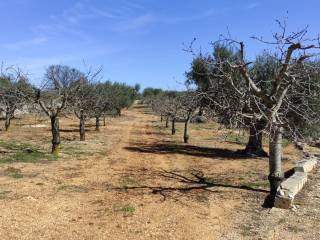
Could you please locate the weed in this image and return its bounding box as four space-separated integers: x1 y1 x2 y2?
119 176 140 188
0 140 57 163
113 203 135 216
288 225 304 233
225 133 248 145
0 190 12 199
4 167 23 178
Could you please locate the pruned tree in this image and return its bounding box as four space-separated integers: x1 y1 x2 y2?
0 66 31 131
193 20 320 200
71 67 102 140
163 92 181 135
186 46 269 157
178 91 199 143
36 65 83 155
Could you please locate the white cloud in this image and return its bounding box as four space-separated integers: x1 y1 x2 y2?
112 13 155 32
244 2 261 9
3 37 48 50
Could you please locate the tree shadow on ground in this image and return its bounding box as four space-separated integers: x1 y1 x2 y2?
125 142 254 160
110 170 268 201
60 128 95 133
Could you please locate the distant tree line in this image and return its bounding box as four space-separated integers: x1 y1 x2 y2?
0 64 139 155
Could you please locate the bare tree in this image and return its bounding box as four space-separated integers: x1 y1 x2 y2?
72 80 94 141
36 65 82 155
0 66 31 131
186 47 269 156
71 67 102 140
178 92 199 143
201 21 320 199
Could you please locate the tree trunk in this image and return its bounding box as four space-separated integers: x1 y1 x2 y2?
117 108 121 116
79 110 85 141
160 115 163 122
103 116 106 126
184 118 190 143
5 112 12 131
243 123 268 157
51 116 60 156
165 117 169 128
95 117 100 131
268 126 284 196
171 118 176 135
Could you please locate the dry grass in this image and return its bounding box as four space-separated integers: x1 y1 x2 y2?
0 106 315 240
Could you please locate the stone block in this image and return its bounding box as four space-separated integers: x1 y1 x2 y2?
295 158 318 173
274 172 308 209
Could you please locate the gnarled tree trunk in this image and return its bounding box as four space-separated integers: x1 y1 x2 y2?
171 118 176 135
95 117 100 131
5 113 12 131
244 122 268 157
184 118 190 143
51 116 60 155
165 116 169 128
79 110 85 141
268 126 284 196
116 108 121 117
4 108 15 131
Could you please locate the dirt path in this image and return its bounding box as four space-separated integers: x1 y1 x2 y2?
0 105 306 239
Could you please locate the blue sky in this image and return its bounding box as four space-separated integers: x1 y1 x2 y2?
1 0 319 90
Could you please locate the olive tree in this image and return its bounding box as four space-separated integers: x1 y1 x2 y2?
178 91 200 143
199 21 320 198
0 66 31 131
186 47 269 157
71 67 102 140
37 65 82 155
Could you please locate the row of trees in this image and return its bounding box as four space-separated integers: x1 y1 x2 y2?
146 22 320 201
146 90 200 143
0 64 138 155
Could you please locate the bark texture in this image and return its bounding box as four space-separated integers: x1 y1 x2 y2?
268 126 284 196
51 116 60 155
184 118 190 143
5 113 12 131
95 117 100 131
171 118 176 135
165 117 169 128
243 123 268 157
79 110 85 141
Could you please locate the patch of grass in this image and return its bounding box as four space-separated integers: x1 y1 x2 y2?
0 140 57 163
282 138 292 148
0 190 12 199
119 176 141 188
4 167 23 178
225 133 248 145
0 140 32 151
288 225 304 234
113 203 135 216
61 144 93 157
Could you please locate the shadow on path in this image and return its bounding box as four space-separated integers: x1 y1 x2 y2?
125 142 253 160
110 170 269 201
